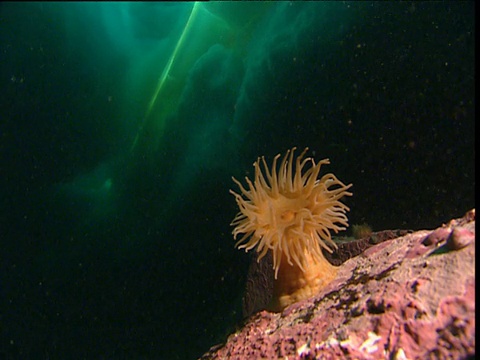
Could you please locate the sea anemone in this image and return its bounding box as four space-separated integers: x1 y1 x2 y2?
230 147 352 311
352 223 373 239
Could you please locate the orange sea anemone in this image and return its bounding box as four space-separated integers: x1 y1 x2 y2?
230 147 352 311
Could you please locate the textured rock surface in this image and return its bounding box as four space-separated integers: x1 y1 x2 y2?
201 209 475 359
242 229 415 318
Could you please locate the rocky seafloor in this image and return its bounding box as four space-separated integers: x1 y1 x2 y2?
201 209 475 359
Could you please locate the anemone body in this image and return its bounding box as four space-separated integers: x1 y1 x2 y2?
230 147 352 311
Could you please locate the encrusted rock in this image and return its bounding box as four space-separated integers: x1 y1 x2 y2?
201 209 475 360
446 226 475 250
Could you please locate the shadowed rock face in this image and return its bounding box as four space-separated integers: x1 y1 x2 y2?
242 251 275 318
202 209 475 360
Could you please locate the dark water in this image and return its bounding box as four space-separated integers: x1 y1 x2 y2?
0 2 474 359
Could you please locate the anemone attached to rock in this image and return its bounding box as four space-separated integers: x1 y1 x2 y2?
230 147 352 311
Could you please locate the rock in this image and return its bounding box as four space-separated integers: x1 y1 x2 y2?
200 209 475 359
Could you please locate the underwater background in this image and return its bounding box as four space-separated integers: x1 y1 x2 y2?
0 2 474 359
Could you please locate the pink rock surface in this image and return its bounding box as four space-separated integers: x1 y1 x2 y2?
201 209 475 360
